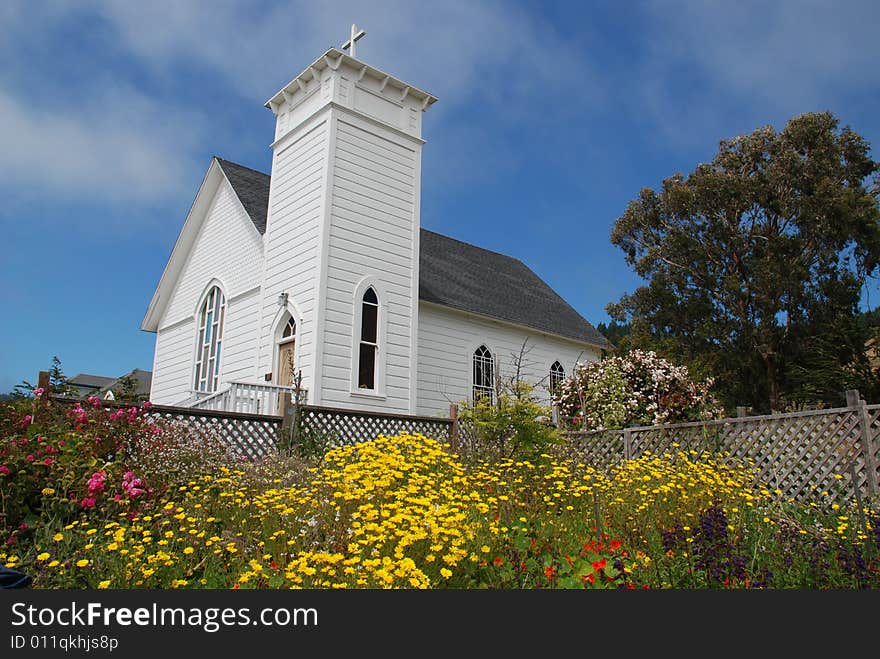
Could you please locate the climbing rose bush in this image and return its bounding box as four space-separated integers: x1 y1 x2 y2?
551 349 721 430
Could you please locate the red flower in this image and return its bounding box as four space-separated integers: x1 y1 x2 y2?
592 559 607 571
610 539 621 551
582 573 595 584
544 565 555 580
43 457 53 466
492 556 504 566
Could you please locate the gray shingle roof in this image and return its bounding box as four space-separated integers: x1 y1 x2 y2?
216 158 271 234
68 374 117 389
216 157 611 348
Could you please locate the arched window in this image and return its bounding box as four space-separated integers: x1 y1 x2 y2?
358 287 379 390
550 361 565 393
281 316 296 340
473 345 494 402
194 286 226 393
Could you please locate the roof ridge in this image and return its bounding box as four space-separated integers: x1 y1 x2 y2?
214 157 269 177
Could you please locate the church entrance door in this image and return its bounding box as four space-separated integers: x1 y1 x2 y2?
277 339 296 414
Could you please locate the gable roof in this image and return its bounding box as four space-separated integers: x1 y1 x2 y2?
171 158 611 349
215 158 271 234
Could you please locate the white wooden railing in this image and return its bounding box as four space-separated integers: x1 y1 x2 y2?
189 381 306 416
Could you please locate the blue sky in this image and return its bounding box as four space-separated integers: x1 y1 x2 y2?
1 0 879 393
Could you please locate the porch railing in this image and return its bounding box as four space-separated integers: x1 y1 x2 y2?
189 381 306 416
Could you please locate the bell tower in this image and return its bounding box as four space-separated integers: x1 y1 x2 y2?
258 26 437 413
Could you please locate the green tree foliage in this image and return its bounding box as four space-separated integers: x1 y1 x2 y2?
608 112 880 413
595 320 631 351
11 356 74 399
112 373 141 403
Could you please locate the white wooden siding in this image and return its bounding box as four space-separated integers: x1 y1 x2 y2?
220 289 261 384
318 114 420 413
151 180 263 403
150 318 195 405
257 118 329 395
415 303 601 417
161 182 262 325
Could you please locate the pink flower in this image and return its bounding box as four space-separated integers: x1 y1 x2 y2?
0 466 9 476
87 471 107 496
25 454 34 463
32 387 44 397
81 497 96 508
87 396 101 407
58 440 65 447
42 457 53 466
141 401 152 410
18 522 28 530
23 415 32 424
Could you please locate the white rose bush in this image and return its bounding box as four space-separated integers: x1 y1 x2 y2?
552 350 722 430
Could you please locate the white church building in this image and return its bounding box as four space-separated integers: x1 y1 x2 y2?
142 32 611 418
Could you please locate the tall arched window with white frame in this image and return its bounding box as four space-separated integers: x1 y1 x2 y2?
358 287 379 390
550 361 565 394
473 345 495 403
194 286 226 393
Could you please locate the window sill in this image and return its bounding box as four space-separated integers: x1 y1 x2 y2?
350 389 386 401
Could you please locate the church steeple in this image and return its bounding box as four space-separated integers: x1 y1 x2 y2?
265 34 436 144
258 30 437 413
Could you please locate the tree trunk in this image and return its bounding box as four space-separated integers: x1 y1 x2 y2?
762 353 781 412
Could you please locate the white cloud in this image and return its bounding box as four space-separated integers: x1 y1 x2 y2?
0 84 202 208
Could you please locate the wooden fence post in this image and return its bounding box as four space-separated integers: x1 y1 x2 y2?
845 389 860 408
623 428 632 461
856 396 878 499
37 371 50 400
449 403 459 451
736 406 748 418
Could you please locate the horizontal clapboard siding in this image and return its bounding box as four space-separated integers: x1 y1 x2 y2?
152 180 263 404
416 303 601 417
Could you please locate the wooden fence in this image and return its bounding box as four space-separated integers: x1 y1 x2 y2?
559 390 880 504
51 396 455 461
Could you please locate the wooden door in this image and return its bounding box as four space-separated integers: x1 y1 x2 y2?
277 341 295 413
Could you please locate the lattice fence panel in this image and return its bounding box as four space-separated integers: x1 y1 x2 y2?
147 409 281 461
562 406 876 503
560 430 627 473
297 406 452 448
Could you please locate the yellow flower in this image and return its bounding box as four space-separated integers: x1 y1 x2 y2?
76 559 89 568
48 560 60 568
41 488 55 496
440 568 452 578
183 547 195 555
98 581 111 589
480 545 490 553
53 533 64 542
36 552 50 561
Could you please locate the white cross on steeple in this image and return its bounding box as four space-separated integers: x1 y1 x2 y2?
341 23 366 58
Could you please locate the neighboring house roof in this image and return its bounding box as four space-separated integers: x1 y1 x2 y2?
99 369 153 399
176 158 611 348
68 374 117 390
